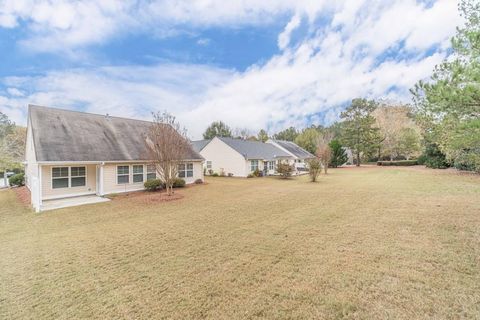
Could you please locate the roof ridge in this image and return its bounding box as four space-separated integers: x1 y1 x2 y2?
28 104 154 124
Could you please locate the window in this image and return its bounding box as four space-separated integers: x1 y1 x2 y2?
133 165 144 183
268 161 274 171
146 164 156 181
117 166 129 184
206 161 212 169
250 160 259 172
52 167 69 189
70 167 86 187
178 163 193 178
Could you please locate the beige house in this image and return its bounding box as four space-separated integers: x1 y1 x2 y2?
25 105 204 212
192 137 292 177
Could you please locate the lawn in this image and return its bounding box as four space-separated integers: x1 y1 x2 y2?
1 166 479 319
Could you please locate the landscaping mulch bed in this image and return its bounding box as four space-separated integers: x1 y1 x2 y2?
13 186 30 206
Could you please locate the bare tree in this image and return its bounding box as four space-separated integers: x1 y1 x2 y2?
145 112 191 196
316 131 333 174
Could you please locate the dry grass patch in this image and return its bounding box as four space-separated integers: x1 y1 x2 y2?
0 167 479 319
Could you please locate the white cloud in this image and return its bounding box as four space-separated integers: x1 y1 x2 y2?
0 0 463 138
277 13 301 50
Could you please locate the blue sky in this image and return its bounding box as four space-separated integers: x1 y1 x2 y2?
0 0 462 138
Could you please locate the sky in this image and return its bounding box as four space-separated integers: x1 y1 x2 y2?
0 0 463 139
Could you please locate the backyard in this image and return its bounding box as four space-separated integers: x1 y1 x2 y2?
1 166 479 319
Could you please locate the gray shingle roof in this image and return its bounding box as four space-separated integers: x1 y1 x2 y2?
218 137 291 160
29 105 203 162
270 140 315 159
191 139 211 153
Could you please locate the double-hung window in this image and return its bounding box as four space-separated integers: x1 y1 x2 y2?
146 164 156 181
178 163 193 178
52 166 86 189
117 166 129 184
206 161 212 170
70 167 86 187
133 165 144 183
52 167 69 189
250 160 259 172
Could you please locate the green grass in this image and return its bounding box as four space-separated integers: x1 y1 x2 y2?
1 166 479 319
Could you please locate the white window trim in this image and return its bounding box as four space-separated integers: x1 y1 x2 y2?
206 161 212 169
132 164 144 184
146 164 157 181
178 162 194 178
116 165 130 185
51 166 87 190
250 160 259 172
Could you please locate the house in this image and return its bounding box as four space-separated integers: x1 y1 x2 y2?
191 136 293 177
25 105 204 212
266 139 315 173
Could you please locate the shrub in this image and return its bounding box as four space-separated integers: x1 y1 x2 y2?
247 174 254 178
144 179 162 191
227 173 234 177
276 161 294 179
306 158 322 182
208 169 213 175
423 143 450 169
252 168 261 177
377 160 417 166
194 179 203 184
173 178 186 188
9 173 24 186
211 172 219 177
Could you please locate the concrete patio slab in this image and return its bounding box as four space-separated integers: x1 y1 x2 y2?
41 195 110 212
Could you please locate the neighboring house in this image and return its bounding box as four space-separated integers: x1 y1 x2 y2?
25 105 204 212
192 136 292 177
266 139 315 173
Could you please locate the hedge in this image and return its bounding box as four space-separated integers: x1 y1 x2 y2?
377 160 418 166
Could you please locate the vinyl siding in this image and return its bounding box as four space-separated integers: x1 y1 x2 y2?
41 164 97 199
102 161 203 195
200 137 250 177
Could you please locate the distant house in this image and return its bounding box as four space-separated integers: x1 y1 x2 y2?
25 105 204 212
266 139 315 172
192 136 298 177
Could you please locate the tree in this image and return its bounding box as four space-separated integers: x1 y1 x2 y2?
315 132 333 173
340 99 379 166
0 112 14 140
234 128 256 140
306 158 322 182
412 0 480 172
295 128 320 155
272 127 298 141
398 127 421 160
276 161 294 179
202 121 233 139
257 129 269 142
145 112 192 196
329 140 348 167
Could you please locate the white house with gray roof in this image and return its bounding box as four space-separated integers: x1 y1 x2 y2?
25 105 204 212
192 136 295 177
266 139 315 172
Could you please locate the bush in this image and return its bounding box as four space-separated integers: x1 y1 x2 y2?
247 174 254 178
329 140 348 168
276 161 294 179
144 179 162 191
211 172 219 177
9 173 24 186
252 168 261 177
208 169 213 175
227 173 234 177
377 160 417 166
306 158 322 182
423 143 450 169
173 178 186 188
194 179 203 184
